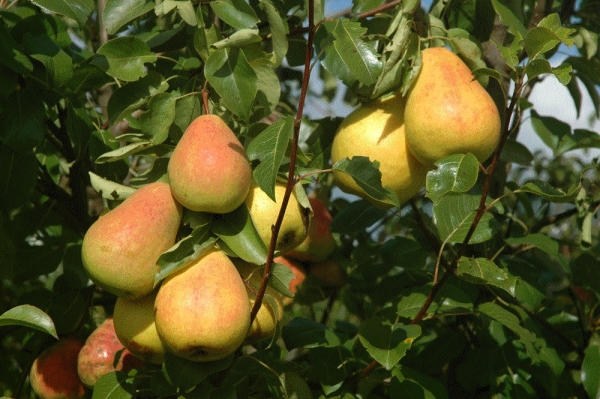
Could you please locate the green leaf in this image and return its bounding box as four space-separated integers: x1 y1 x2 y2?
517 180 580 203
247 116 293 201
433 193 498 244
246 49 281 119
456 257 517 296
426 153 480 203
107 71 168 124
0 305 58 339
526 58 553 81
89 172 136 200
332 157 398 207
155 0 197 26
358 317 421 370
582 345 600 399
0 144 38 210
163 352 233 390
211 205 268 265
397 282 474 319
269 262 295 298
92 372 135 399
94 36 157 81
491 0 526 38
103 0 155 34
330 199 387 234
552 62 573 85
23 33 73 88
571 252 600 293
316 19 383 86
390 366 449 399
505 233 559 257
537 13 576 45
0 89 46 153
524 27 562 60
30 0 94 27
282 317 341 350
140 92 177 144
500 138 534 165
205 47 257 120
381 237 428 270
0 24 34 76
210 0 259 29
211 28 261 50
156 224 216 284
95 141 155 164
259 0 288 66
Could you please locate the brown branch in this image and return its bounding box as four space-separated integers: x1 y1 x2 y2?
250 0 316 323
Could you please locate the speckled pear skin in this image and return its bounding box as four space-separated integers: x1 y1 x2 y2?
81 182 182 300
154 249 251 362
167 114 252 213
404 47 502 167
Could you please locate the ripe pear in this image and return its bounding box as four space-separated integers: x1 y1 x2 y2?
245 183 309 254
113 291 166 364
331 94 429 208
82 182 182 299
168 114 252 213
235 260 285 343
288 197 336 262
274 256 306 306
30 338 85 399
154 249 251 362
309 259 347 288
77 318 144 387
404 47 502 167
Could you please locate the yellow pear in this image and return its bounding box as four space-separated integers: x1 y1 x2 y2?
113 291 166 364
235 260 285 343
331 94 429 208
82 182 182 299
154 249 251 362
168 114 252 213
287 196 336 262
404 47 502 167
245 183 309 254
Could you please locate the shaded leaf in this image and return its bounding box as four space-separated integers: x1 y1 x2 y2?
140 92 177 144
103 0 155 34
457 257 517 296
163 352 233 390
491 0 526 38
89 172 136 200
381 237 428 270
0 305 57 339
391 366 449 399
30 0 94 27
426 153 480 203
397 282 474 319
358 317 421 370
282 317 341 350
0 89 46 153
269 262 295 298
330 199 387 234
518 180 580 203
582 345 600 399
0 144 38 210
500 138 534 165
107 71 168 124
259 0 288 66
94 36 157 82
0 24 33 76
92 372 135 399
210 0 259 29
505 233 559 257
247 116 293 201
23 34 73 88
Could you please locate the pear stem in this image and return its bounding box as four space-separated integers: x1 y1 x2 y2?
250 0 316 323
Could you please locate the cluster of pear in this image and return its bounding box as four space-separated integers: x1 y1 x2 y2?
74 112 341 383
332 47 502 207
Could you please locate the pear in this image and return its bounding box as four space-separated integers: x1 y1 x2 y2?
274 256 306 306
113 291 166 364
404 47 502 167
154 249 251 362
168 114 252 213
245 183 309 254
331 94 429 208
30 338 85 399
287 197 336 262
309 259 347 288
235 260 285 343
81 182 182 299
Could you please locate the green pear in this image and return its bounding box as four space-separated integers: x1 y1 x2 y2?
404 47 502 167
113 291 166 364
245 183 309 254
235 260 285 343
287 196 336 262
154 249 251 362
81 182 182 299
168 114 252 213
331 94 429 208
30 338 85 399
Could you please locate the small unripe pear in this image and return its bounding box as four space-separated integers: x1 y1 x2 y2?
81 182 182 299
77 318 144 388
245 183 309 254
154 249 251 362
331 94 429 208
404 47 501 167
168 114 252 213
113 291 166 364
288 197 336 262
30 338 85 399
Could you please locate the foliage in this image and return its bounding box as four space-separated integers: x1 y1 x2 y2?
0 0 599 398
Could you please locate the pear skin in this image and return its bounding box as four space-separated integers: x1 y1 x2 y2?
82 182 182 299
113 291 166 364
168 114 252 213
404 47 502 167
287 197 336 262
245 183 309 254
154 249 251 362
331 94 429 208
